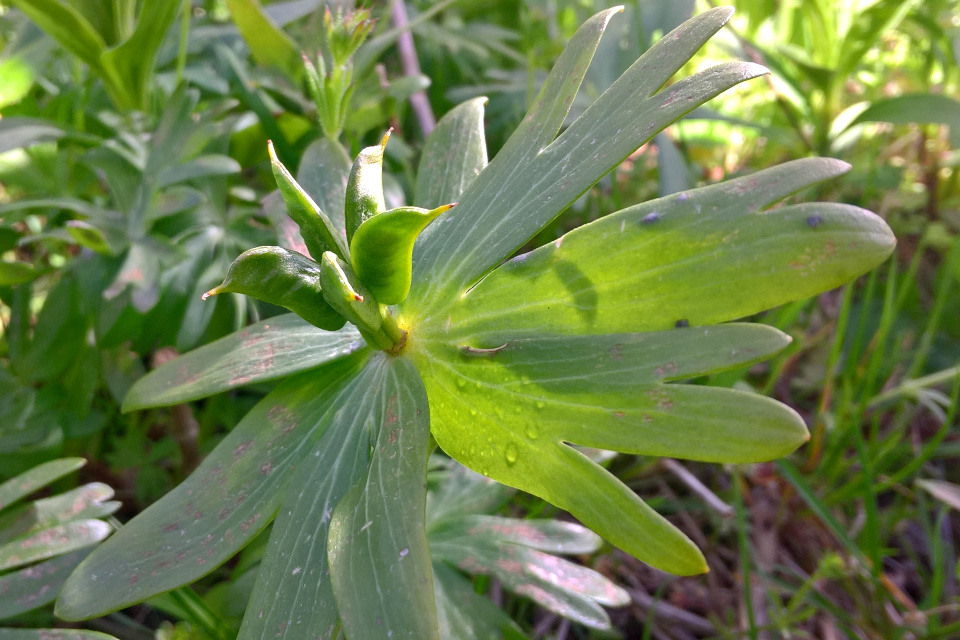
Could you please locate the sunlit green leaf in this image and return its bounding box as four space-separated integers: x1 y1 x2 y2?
0 483 119 545
205 246 346 331
432 159 894 339
328 356 438 640
411 323 807 575
407 7 764 314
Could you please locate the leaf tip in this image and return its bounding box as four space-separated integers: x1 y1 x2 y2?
267 139 278 163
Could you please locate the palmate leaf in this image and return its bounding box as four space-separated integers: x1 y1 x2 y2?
328 356 437 640
411 326 804 574
406 6 767 317
434 158 895 339
57 355 371 619
238 354 433 640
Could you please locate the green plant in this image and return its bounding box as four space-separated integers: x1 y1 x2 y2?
53 7 894 638
0 458 118 640
5 0 181 110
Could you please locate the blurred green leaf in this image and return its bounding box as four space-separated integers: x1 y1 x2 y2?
226 0 302 79
0 459 84 513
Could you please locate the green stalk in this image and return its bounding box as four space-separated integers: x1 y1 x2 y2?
176 0 191 86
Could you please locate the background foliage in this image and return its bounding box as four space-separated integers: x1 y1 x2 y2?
0 0 958 638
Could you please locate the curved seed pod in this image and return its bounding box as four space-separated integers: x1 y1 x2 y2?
344 129 390 242
318 251 383 334
269 141 349 261
204 246 345 331
350 203 456 304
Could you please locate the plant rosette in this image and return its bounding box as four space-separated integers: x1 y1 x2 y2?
56 7 895 639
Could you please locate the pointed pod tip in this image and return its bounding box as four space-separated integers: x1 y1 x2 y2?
379 128 393 149
267 140 278 163
201 287 222 301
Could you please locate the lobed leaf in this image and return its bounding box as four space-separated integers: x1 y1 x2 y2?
123 314 364 411
431 536 626 629
270 141 349 261
415 97 489 208
411 324 806 575
434 158 894 339
238 354 396 640
205 246 346 331
407 7 762 316
327 356 439 640
433 515 602 555
56 355 370 620
350 205 455 305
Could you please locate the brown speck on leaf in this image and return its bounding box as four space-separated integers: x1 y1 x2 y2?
609 343 623 361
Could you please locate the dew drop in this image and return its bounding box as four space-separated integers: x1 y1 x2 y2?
535 401 545 409
470 409 477 416
505 443 518 465
457 378 467 389
525 424 540 440
514 406 522 414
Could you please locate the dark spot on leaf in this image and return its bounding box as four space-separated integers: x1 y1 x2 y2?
806 215 822 228
608 343 622 360
675 319 689 328
642 212 660 224
163 523 179 533
260 462 273 475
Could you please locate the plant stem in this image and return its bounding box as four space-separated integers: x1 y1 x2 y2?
391 0 435 136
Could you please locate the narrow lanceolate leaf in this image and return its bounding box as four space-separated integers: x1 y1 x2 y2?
350 204 455 305
0 459 85 513
407 7 764 316
412 324 806 575
0 549 91 619
328 356 438 640
298 137 353 238
415 97 488 208
434 158 895 340
56 355 369 620
205 246 346 331
269 141 349 261
436 515 603 555
431 537 626 630
345 131 390 242
319 252 382 331
433 563 528 640
239 355 423 640
0 484 119 545
123 314 364 411
0 520 111 572
237 356 384 640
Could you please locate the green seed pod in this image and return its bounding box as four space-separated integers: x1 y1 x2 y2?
269 141 349 261
350 203 456 305
344 129 390 242
203 246 345 331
